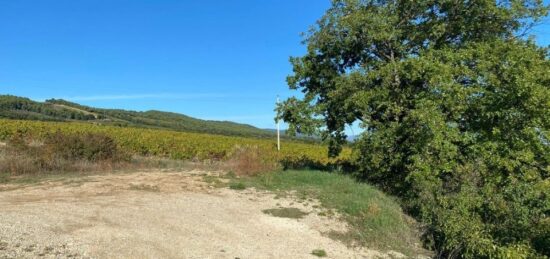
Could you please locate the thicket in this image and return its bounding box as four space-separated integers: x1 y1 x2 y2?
278 0 550 258
0 131 126 175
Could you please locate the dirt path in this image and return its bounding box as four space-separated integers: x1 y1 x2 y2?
0 171 404 259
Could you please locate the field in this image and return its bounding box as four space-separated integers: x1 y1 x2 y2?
0 119 351 168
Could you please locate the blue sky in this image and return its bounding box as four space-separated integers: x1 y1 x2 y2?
1 1 549 132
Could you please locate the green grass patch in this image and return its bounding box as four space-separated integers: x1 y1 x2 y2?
262 207 308 219
228 170 425 255
228 182 246 190
311 249 327 257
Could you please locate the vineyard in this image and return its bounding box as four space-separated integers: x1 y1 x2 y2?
0 119 351 168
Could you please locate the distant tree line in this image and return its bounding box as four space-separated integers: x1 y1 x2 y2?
0 95 95 121
0 95 315 141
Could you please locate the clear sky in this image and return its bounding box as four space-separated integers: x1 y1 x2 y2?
1 1 549 132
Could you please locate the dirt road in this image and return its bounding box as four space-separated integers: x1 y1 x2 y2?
0 171 404 259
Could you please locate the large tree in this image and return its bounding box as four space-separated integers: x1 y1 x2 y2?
278 0 550 257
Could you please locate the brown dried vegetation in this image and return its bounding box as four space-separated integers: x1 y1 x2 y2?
223 145 281 176
0 131 128 175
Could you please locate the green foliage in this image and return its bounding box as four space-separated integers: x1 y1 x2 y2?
0 95 96 121
228 182 247 190
280 0 550 257
311 249 327 257
42 131 123 162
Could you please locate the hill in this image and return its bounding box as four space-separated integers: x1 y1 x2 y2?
0 95 277 138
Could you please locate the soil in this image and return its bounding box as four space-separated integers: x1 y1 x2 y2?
0 171 407 259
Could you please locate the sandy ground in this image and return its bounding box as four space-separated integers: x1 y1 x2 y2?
0 171 406 259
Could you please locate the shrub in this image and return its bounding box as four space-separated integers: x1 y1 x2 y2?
0 132 43 175
0 131 127 175
225 145 280 176
42 131 123 162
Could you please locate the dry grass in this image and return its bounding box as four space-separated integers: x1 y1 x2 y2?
128 183 160 192
223 145 280 176
0 134 284 186
0 132 127 176
0 132 197 181
0 135 229 185
0 153 118 176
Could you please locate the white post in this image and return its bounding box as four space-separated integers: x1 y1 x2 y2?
276 96 280 151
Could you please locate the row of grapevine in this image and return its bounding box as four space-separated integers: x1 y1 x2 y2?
0 119 351 167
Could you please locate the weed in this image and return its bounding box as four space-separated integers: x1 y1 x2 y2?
311 249 327 257
326 230 360 246
202 175 226 187
0 132 128 176
229 182 246 190
225 171 236 178
43 131 126 162
224 145 280 176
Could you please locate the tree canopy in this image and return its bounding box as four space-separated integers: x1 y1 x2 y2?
278 0 549 257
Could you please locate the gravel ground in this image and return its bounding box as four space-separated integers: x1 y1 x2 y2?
0 171 407 259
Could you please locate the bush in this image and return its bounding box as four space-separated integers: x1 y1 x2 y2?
0 131 127 175
42 131 123 162
225 145 280 176
350 41 550 258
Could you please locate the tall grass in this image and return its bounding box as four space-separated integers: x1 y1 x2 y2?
224 145 281 176
0 131 128 176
